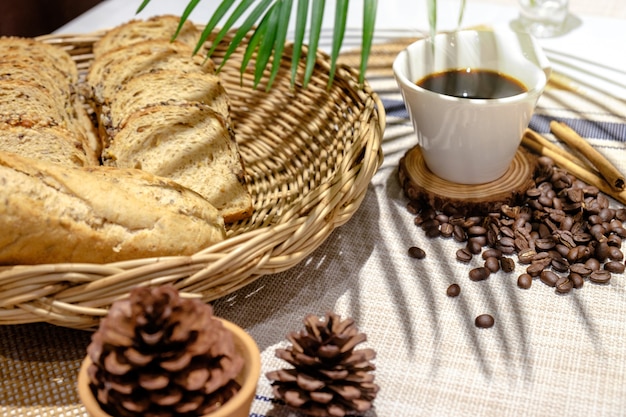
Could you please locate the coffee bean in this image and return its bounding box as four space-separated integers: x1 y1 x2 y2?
468 225 487 236
607 234 622 247
469 267 491 281
595 242 610 262
482 248 502 260
589 270 611 284
446 284 461 297
425 226 441 238
527 261 546 277
555 277 573 294
535 238 556 251
609 246 624 261
456 248 473 263
440 222 454 238
406 154 625 296
569 272 584 289
584 258 601 271
408 246 426 259
500 226 515 238
517 273 533 289
499 236 515 248
453 225 467 242
435 214 449 223
540 270 560 287
518 248 536 264
467 238 484 255
604 261 625 274
484 257 500 273
569 263 592 277
475 314 495 328
551 257 570 273
500 257 515 273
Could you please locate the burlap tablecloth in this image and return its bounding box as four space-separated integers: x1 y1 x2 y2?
3 7 626 417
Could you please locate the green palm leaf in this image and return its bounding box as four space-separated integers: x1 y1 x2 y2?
136 0 461 89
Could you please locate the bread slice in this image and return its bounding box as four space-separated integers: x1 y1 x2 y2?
93 14 201 57
0 37 78 84
0 80 71 129
87 40 215 104
100 70 230 140
0 126 94 167
0 151 226 264
103 103 252 223
0 60 73 104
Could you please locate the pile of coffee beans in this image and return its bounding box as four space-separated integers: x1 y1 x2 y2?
407 156 626 294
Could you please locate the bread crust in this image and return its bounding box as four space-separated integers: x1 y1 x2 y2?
0 151 226 264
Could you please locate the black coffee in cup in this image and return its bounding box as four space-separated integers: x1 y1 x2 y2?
417 68 527 99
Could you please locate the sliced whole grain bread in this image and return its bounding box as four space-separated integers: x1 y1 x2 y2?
0 80 72 129
0 151 226 264
87 40 215 104
103 103 253 223
0 38 99 165
93 14 201 58
0 126 94 167
100 70 230 141
0 37 78 84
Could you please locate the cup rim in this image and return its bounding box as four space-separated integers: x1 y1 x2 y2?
392 28 549 104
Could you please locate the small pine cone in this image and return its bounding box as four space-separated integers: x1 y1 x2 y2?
86 285 244 417
266 312 379 417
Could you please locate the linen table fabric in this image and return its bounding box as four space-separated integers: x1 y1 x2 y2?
2 34 626 417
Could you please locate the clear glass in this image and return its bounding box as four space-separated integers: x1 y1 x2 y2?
518 0 569 38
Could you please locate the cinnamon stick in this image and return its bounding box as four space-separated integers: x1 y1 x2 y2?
523 128 595 173
550 120 625 190
522 132 626 205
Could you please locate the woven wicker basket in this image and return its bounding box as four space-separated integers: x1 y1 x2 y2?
0 30 384 329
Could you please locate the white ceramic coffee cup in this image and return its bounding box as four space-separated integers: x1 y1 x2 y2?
393 29 551 184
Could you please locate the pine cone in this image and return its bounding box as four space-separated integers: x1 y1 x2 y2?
266 312 379 417
86 285 244 417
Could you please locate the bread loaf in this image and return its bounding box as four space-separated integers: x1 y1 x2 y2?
92 14 201 58
0 151 226 265
103 103 252 223
88 16 253 223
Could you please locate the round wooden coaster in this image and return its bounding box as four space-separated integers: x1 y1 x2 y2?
398 145 538 216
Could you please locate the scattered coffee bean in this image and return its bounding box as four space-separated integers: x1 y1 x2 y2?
609 246 624 261
408 246 426 259
604 261 625 274
469 267 491 282
517 273 533 289
518 248 536 264
440 222 454 237
484 257 500 273
584 258 601 271
569 272 584 289
540 270 560 287
569 263 592 277
456 248 473 263
589 269 611 284
446 283 461 297
482 248 502 260
475 314 495 328
406 155 626 296
500 257 515 273
467 238 484 254
555 277 573 294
